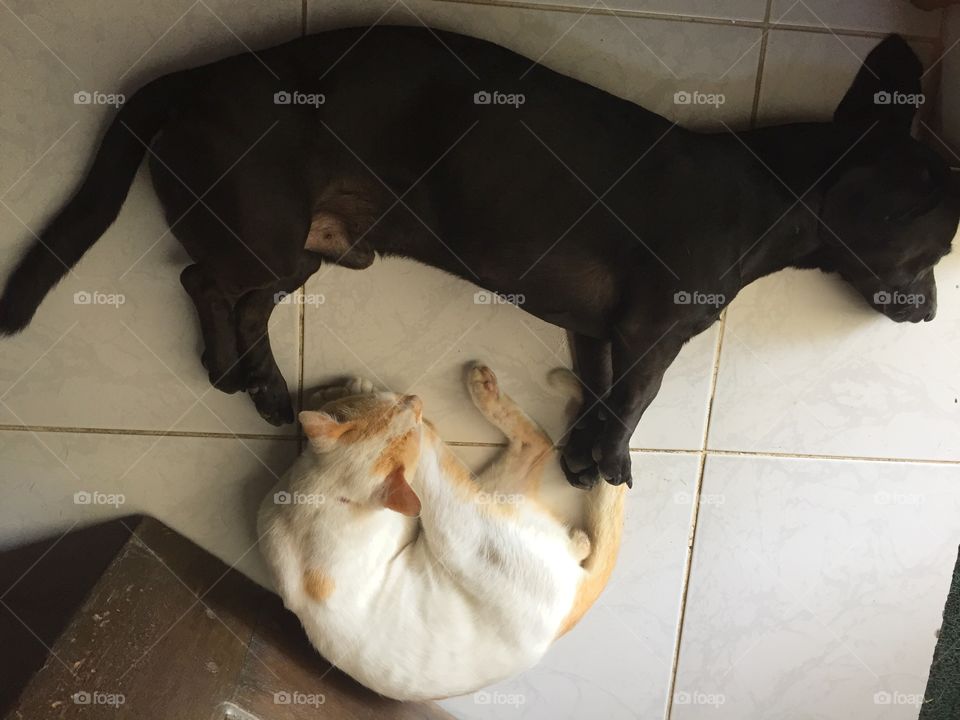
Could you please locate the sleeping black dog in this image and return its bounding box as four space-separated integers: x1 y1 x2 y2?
0 29 956 489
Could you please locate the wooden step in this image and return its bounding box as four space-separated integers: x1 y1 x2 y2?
4 517 453 720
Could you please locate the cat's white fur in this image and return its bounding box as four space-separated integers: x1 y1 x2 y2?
258 365 625 701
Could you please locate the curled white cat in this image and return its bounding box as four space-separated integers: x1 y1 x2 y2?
258 364 626 700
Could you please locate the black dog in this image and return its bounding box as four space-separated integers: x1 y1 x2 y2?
0 29 956 489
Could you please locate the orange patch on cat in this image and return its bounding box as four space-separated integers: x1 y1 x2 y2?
373 429 417 476
303 568 336 602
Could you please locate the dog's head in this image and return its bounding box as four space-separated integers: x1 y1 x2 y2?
817 35 959 323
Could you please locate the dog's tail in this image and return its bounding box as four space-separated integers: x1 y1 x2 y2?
0 72 186 334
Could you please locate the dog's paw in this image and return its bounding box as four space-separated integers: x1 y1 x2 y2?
202 351 245 394
248 377 294 426
593 441 634 489
561 453 602 490
467 364 500 409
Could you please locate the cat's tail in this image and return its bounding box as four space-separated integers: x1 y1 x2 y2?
557 459 627 637
0 71 188 335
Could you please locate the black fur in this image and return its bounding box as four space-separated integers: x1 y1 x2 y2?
1 29 957 487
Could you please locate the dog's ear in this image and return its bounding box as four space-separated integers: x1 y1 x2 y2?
834 34 923 133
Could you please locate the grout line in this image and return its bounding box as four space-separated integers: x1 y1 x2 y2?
704 447 960 467
0 422 956 465
921 0 948 142
0 423 299 442
663 309 728 720
297 284 306 454
435 0 942 42
699 313 729 462
749 0 773 126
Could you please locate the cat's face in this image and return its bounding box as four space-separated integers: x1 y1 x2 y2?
298 391 424 516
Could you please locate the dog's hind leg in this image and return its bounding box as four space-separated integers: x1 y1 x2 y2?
234 251 322 426
180 264 245 393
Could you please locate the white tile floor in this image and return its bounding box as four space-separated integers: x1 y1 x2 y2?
0 1 957 719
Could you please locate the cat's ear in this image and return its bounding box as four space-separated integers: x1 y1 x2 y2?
299 410 355 451
378 466 421 517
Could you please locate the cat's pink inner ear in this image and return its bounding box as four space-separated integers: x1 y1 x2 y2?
299 411 353 448
380 466 421 517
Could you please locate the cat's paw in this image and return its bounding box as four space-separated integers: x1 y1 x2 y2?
346 377 375 395
467 364 500 410
568 528 592 563
308 386 350 408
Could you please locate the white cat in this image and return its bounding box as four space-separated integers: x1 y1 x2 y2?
258 364 625 701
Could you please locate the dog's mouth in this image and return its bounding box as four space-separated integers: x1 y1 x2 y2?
882 304 935 323
866 284 937 323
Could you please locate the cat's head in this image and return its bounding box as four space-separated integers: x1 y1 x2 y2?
298 391 424 517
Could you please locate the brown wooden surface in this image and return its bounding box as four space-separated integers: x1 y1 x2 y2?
4 518 453 720
0 518 137 717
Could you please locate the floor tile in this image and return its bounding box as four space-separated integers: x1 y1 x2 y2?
439 451 699 720
0 429 296 587
310 0 764 129
757 30 936 125
439 0 768 22
709 246 960 460
770 0 942 37
303 258 717 449
0 0 302 435
673 454 960 720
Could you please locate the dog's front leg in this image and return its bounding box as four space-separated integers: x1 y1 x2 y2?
563 334 612 488
585 323 686 488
